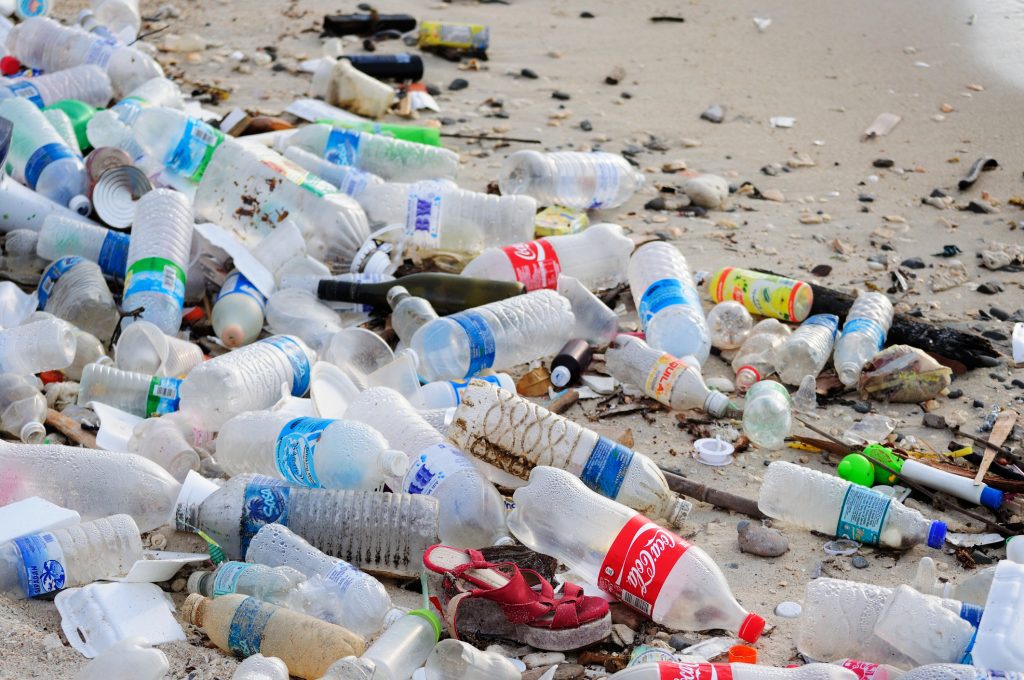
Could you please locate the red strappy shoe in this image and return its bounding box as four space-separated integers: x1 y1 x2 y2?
423 544 611 651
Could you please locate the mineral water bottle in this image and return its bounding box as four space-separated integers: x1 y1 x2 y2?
126 415 201 481
345 386 514 548
834 292 894 387
0 316 76 374
187 561 306 606
628 242 710 364
386 285 437 344
706 300 753 350
508 466 765 641
604 335 733 416
321 610 440 680
37 214 130 279
0 64 112 107
90 0 140 43
873 585 975 664
177 335 315 431
0 514 142 598
42 108 82 155
411 289 574 381
87 76 184 157
557 274 620 346
0 97 89 212
901 668 1022 680
36 256 120 343
77 363 181 417
411 373 515 409
462 222 635 291
191 474 440 573
0 373 45 443
758 461 946 550
115 319 203 377
122 188 193 334
179 593 365 680
213 271 267 348
742 381 792 450
246 523 405 637
423 639 523 680
609 663 858 680
265 289 342 352
281 123 460 182
732 319 791 392
283 145 383 197
449 380 693 527
774 314 839 385
499 150 644 210
232 655 290 680
131 108 225 183
215 410 407 490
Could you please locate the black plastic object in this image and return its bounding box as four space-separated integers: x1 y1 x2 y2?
550 339 593 388
0 117 11 174
323 13 417 37
344 53 424 82
318 273 526 315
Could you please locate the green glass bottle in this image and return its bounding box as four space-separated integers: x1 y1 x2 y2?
318 273 525 314
44 99 98 152
316 119 442 147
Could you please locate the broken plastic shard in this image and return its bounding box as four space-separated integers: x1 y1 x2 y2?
863 112 901 139
823 538 860 556
842 413 896 445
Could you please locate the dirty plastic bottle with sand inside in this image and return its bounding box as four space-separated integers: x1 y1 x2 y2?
706 300 753 350
213 271 267 348
0 373 46 443
609 663 858 680
179 593 365 680
36 256 120 343
246 522 405 637
1 230 48 284
37 214 130 279
448 380 693 527
321 609 440 680
115 319 203 378
346 387 514 547
774 314 839 385
0 514 142 598
834 292 894 387
0 64 112 108
499 150 644 210
423 638 523 680
605 335 732 417
232 655 290 680
188 561 306 606
0 316 76 374
411 289 573 381
742 381 792 450
732 319 791 392
628 241 710 364
87 76 184 157
759 461 946 550
461 222 634 291
0 97 90 212
508 465 765 641
77 363 181 417
386 285 437 345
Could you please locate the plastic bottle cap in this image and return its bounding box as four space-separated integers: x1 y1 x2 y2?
980 486 1003 511
185 571 207 595
695 438 734 466
928 521 947 550
703 391 733 418
0 56 21 76
179 593 206 625
69 195 91 216
382 450 409 477
728 645 757 664
182 306 205 324
408 608 442 642
837 454 876 488
219 323 246 348
737 612 765 643
550 365 571 388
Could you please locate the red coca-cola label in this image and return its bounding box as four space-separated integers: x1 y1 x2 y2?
597 514 689 617
502 239 561 290
839 660 882 680
659 663 734 680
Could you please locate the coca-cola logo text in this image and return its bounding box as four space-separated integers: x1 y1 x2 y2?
625 528 677 596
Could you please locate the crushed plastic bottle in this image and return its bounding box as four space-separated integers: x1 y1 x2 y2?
913 556 994 607
0 373 46 443
774 314 840 385
742 380 793 450
36 255 120 343
834 292 894 387
556 274 620 346
873 585 974 664
265 289 343 352
499 150 644 210
115 319 203 378
90 0 141 44
213 271 267 348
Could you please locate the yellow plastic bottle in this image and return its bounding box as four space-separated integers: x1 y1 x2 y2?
709 267 813 322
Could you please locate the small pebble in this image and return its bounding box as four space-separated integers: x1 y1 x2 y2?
852 402 872 414
737 519 790 557
851 555 869 569
1013 379 1024 389
978 282 1003 295
858 194 875 202
620 91 632 99
901 257 925 269
683 174 729 209
669 633 696 650
448 78 469 91
551 90 571 101
523 652 566 669
171 577 187 592
520 68 538 79
947 389 963 399
973 399 985 408
580 11 595 18
701 104 725 123
775 601 802 618
579 119 593 131
610 623 636 647
990 307 1010 321
426 84 442 96
873 158 895 168
923 413 948 429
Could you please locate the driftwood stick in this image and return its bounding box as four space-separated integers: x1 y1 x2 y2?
45 409 97 448
660 467 766 519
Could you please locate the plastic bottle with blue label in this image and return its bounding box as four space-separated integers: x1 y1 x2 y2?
0 96 90 213
627 242 711 365
36 255 120 343
37 214 130 279
345 386 514 548
178 334 316 432
187 561 306 606
283 144 384 197
411 289 574 382
87 76 184 159
759 461 946 550
774 314 840 385
0 514 142 598
131 107 225 183
0 64 112 108
77 363 182 417
0 372 47 444
834 292 894 387
412 372 515 409
213 270 267 348
498 150 645 210
874 585 976 664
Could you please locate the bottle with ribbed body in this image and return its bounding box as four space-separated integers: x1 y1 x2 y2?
0 317 76 374
499 150 644 210
37 214 130 279
77 363 181 417
732 319 791 392
774 314 840 385
0 64 112 107
834 292 894 387
87 76 183 158
36 256 119 343
0 373 46 444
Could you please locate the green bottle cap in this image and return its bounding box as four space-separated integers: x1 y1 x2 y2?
408 608 442 642
44 99 98 152
838 453 876 488
862 443 903 485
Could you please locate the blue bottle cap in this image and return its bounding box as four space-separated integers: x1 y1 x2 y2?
928 521 948 549
959 602 985 628
980 486 1003 511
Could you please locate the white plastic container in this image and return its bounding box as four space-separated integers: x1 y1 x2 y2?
37 214 129 278
834 292 894 387
76 637 169 680
213 270 266 348
742 380 793 450
610 663 858 680
322 610 440 680
499 150 644 210
78 363 181 417
412 373 515 409
774 314 840 385
324 58 395 119
37 255 120 343
423 639 522 680
87 76 184 158
0 373 45 443
972 559 1024 671
0 316 76 374
732 318 792 392
115 319 203 378
0 64 112 107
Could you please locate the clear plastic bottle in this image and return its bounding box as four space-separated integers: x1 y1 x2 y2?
130 107 224 182
900 667 1022 680
246 523 405 637
0 373 46 443
508 466 764 641
122 188 193 335
605 335 732 416
188 560 306 606
610 663 858 680
759 461 946 550
281 123 460 182
1 229 48 284
0 64 112 107
232 654 290 680
213 271 267 348
913 556 994 607
36 256 120 343
873 585 974 664
412 373 515 409
345 386 514 548
0 316 76 374
834 292 894 387
411 289 574 381
498 150 644 210
732 319 792 392
742 381 792 450
76 638 169 680
774 314 840 385
87 76 184 158
115 319 203 377
321 610 440 680
37 214 130 279
192 474 439 573
90 0 140 43
422 639 522 680
0 514 142 598
628 242 710 364
42 108 83 155
462 222 635 292
283 144 383 197
972 559 1024 671
557 274 620 346
265 289 342 352
77 363 181 417
386 285 438 345
449 380 693 527
0 97 89 212
706 300 754 350
126 415 200 481
179 593 365 680
178 335 315 431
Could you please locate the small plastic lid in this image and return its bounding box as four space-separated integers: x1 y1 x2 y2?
69 195 91 216
0 56 21 76
408 608 442 642
928 521 947 550
728 644 757 664
550 365 571 388
837 454 875 488
185 570 207 595
381 450 409 478
737 612 765 643
695 438 734 466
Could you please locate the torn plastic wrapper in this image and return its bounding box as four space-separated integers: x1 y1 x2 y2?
857 345 953 402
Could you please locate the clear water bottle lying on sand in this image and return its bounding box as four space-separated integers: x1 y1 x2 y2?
1 64 111 108
706 300 754 350
115 319 203 378
37 214 130 279
180 593 365 680
386 285 437 345
605 335 733 416
448 379 692 527
610 663 858 680
346 387 513 548
508 466 765 641
0 514 142 598
187 561 306 606
423 639 523 680
87 76 184 157
0 316 76 374
834 292 894 387
231 654 290 680
411 289 573 381
0 373 46 443
411 373 515 409
742 380 792 450
37 255 120 343
77 363 181 417
628 241 710 364
732 318 791 392
759 461 946 550
873 585 975 665
213 271 266 348
321 609 440 680
774 314 839 385
499 150 644 210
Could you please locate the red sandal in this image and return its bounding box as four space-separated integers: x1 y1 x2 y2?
423 544 611 651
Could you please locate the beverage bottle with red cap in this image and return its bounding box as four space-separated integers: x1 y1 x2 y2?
507 466 765 641
608 662 858 680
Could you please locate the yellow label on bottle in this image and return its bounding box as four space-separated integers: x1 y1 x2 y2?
710 267 812 322
418 21 490 50
644 353 687 406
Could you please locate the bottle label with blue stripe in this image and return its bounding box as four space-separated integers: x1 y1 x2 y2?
405 182 444 238
213 561 253 596
98 231 130 278
836 485 890 545
445 374 504 405
275 418 333 488
241 476 290 555
260 336 311 396
8 81 44 108
227 596 274 658
37 256 81 309
113 96 147 125
14 532 66 597
24 143 77 190
216 271 266 311
638 278 702 333
580 436 635 499
167 118 224 183
843 318 886 351
450 311 496 378
403 442 474 496
123 257 186 309
324 128 362 166
802 314 840 338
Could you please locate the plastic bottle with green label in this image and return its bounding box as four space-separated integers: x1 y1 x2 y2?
321 609 441 680
316 118 441 147
77 363 182 418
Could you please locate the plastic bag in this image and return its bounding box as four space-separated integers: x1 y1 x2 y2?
857 345 952 402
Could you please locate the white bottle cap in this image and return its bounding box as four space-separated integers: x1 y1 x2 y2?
550 365 571 388
695 437 734 466
69 194 92 216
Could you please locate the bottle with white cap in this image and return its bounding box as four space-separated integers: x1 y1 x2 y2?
212 270 267 348
36 214 130 279
412 373 516 409
114 319 204 377
551 339 593 389
0 373 46 444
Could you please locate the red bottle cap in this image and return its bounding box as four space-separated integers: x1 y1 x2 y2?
728 645 757 664
0 56 21 76
182 306 205 324
737 612 766 643
38 370 65 384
